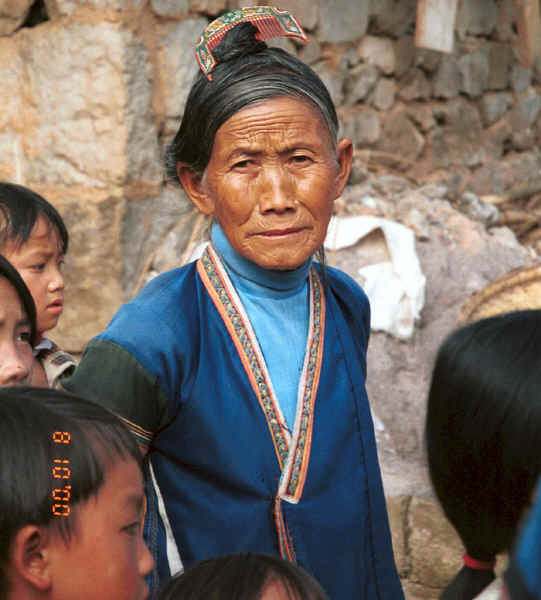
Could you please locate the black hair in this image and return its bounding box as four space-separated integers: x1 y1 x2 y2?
0 386 141 599
165 22 338 180
156 552 328 600
0 182 69 254
425 310 541 593
0 254 38 346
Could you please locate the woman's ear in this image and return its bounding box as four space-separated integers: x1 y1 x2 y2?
176 164 215 215
334 138 354 199
9 525 53 593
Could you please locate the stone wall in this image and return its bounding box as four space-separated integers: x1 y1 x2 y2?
1 0 540 597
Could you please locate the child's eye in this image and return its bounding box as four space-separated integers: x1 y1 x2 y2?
31 263 46 272
17 331 32 345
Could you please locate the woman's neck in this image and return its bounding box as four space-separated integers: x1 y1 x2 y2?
210 221 311 293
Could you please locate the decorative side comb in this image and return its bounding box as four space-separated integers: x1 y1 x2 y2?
195 6 308 81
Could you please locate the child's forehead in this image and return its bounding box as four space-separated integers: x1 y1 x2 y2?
3 216 63 256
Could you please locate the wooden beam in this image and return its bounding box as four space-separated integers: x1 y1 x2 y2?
415 0 459 53
515 0 541 68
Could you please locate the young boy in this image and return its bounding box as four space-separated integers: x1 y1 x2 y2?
0 386 154 600
0 183 76 388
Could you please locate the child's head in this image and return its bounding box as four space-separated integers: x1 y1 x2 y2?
0 183 69 337
157 552 328 600
425 310 541 586
0 255 37 386
0 386 153 600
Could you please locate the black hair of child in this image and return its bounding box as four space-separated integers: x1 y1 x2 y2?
0 183 68 254
425 310 541 597
0 386 142 599
157 552 328 600
0 254 38 346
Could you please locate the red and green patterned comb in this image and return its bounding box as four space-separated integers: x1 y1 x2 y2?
195 6 308 81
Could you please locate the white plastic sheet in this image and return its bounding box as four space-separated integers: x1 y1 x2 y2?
325 216 426 340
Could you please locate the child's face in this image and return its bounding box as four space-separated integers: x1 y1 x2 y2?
47 458 153 600
2 217 64 337
0 277 33 386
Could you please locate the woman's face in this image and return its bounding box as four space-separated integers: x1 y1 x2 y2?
0 277 33 386
179 96 352 270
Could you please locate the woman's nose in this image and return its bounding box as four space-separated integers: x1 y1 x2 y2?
0 344 30 386
259 167 296 214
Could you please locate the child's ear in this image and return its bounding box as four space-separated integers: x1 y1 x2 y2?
10 525 53 593
176 163 216 215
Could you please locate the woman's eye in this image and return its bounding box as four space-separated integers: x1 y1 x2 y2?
232 159 253 169
123 522 141 536
290 155 311 164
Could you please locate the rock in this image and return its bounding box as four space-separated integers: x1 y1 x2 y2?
479 92 513 126
456 0 498 38
511 128 537 152
158 18 208 134
358 35 396 75
0 0 33 36
188 0 226 15
494 0 518 42
424 99 484 169
398 68 431 102
507 87 541 130
470 152 541 195
483 118 513 160
338 107 381 146
318 0 369 43
370 0 416 38
510 63 532 93
406 103 436 133
45 0 145 15
408 496 463 588
20 22 160 188
432 55 461 99
298 36 321 64
151 0 189 16
486 43 513 90
0 37 27 181
458 191 499 226
393 35 415 78
379 108 425 161
46 188 126 353
313 59 346 106
386 495 410 577
415 48 441 73
266 0 318 31
121 185 195 296
345 63 379 104
458 50 490 98
534 54 541 84
372 78 396 111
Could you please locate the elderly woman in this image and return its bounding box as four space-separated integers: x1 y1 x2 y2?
64 8 402 599
0 254 37 386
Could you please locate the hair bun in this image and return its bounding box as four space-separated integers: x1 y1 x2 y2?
213 22 267 64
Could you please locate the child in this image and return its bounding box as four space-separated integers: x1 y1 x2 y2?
0 255 37 386
0 386 154 600
157 553 328 600
0 183 76 388
425 310 541 599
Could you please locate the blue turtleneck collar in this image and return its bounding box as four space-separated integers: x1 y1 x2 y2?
210 221 311 295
